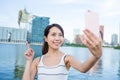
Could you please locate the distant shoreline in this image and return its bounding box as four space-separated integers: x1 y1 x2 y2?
0 42 120 49
0 42 42 46
113 46 120 49
0 42 25 45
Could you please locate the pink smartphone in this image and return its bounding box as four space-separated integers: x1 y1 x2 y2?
85 10 100 39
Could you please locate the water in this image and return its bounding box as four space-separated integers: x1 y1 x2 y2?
0 44 120 80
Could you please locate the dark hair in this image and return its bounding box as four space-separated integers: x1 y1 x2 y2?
42 23 64 55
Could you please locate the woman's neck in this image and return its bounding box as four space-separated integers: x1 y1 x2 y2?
46 48 60 56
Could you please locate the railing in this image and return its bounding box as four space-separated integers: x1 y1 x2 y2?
0 39 43 45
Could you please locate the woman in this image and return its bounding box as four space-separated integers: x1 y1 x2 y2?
22 23 102 80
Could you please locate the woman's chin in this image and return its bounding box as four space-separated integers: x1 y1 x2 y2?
53 46 60 50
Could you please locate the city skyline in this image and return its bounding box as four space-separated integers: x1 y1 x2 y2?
0 0 120 43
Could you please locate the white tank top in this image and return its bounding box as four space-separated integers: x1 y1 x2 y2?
37 54 69 80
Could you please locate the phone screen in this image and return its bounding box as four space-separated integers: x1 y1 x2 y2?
85 10 100 39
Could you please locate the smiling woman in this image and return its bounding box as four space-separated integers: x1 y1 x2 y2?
22 23 102 80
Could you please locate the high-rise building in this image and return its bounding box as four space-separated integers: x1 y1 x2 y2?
74 34 82 44
73 29 80 43
30 16 50 43
111 34 118 46
0 26 27 43
18 9 50 44
18 8 33 31
99 25 104 41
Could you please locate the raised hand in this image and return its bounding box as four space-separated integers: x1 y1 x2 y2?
80 29 102 58
24 41 35 61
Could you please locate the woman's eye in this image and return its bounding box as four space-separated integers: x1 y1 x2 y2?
51 33 63 37
59 34 63 36
52 33 56 36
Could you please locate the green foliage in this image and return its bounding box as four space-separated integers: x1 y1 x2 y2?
63 43 86 47
114 46 120 49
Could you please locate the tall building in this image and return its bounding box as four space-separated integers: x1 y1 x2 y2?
18 8 33 31
30 16 50 43
74 34 82 44
0 27 27 43
73 29 80 43
111 34 118 46
99 25 104 41
18 9 50 44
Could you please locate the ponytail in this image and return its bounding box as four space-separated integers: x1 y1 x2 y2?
42 42 48 55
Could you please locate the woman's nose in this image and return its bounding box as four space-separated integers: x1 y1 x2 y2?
55 35 60 40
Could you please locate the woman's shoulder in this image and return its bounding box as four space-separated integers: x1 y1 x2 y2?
64 53 72 57
34 57 41 61
32 57 41 65
64 54 74 61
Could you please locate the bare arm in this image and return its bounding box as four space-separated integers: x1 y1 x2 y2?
65 29 102 73
22 60 32 80
22 57 39 80
22 42 39 80
30 57 40 80
66 55 99 73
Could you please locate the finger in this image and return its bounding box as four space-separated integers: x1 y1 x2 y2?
84 30 102 49
86 36 99 49
25 51 32 57
26 41 30 49
25 53 30 56
25 52 30 56
29 48 34 53
79 35 92 47
84 29 98 43
27 48 34 54
85 38 93 47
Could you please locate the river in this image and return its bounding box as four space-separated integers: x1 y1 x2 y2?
0 44 120 80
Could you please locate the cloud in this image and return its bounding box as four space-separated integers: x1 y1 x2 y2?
99 0 120 17
105 11 120 17
0 16 9 23
0 16 17 27
105 0 119 10
52 0 83 4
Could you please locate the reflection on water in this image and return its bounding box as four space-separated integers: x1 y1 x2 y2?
89 59 103 76
14 66 24 80
14 44 42 80
88 59 103 80
118 52 120 76
0 44 120 80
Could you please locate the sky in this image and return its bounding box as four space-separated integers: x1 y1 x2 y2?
0 0 120 43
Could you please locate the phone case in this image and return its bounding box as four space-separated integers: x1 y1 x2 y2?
85 10 100 39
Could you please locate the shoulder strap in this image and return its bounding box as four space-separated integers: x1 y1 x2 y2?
59 54 66 65
38 55 44 66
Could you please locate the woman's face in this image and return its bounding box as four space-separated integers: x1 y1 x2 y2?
45 26 64 50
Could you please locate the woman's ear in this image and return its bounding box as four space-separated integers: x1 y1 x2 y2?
44 36 47 42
